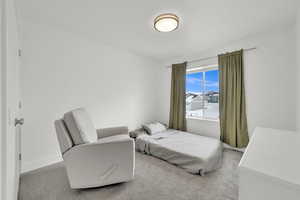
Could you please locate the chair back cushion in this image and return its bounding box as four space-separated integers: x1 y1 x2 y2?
54 119 74 154
63 108 97 145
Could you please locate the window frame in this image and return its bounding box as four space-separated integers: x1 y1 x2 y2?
186 64 219 121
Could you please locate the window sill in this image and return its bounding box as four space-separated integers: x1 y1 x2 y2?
186 116 219 123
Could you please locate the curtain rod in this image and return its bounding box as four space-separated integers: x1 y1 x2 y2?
166 47 257 68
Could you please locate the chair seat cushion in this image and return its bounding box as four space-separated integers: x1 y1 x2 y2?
64 108 97 145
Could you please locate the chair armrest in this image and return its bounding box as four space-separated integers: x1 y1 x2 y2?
65 135 133 155
97 126 129 139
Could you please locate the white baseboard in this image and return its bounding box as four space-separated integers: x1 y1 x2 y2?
21 154 63 173
223 143 245 152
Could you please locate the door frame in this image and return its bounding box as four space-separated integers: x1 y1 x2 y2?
1 0 7 198
1 0 21 199
1 0 8 198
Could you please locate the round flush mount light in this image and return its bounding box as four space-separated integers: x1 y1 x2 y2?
154 13 179 32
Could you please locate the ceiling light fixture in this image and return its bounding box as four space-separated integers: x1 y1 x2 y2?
154 13 179 32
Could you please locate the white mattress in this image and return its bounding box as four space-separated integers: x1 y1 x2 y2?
135 129 223 175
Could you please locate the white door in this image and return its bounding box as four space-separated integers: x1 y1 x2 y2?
14 52 23 199
1 0 22 199
4 50 21 200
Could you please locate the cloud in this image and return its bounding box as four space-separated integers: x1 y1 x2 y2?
187 78 219 88
205 81 219 88
186 77 202 84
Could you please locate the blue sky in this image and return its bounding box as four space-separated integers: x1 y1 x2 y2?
186 70 219 93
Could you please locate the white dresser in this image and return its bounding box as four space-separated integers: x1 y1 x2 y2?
239 127 300 200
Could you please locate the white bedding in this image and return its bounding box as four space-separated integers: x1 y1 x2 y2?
135 129 223 175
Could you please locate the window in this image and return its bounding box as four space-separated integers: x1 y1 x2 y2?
186 65 219 120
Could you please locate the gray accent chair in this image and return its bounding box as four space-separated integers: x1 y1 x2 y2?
54 108 135 189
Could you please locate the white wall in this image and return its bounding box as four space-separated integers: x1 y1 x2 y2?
0 1 3 197
157 24 297 138
20 20 162 172
20 14 299 173
296 6 300 131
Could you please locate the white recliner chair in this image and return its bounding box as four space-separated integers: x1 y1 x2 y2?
54 108 135 189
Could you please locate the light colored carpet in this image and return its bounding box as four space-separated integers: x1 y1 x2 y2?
19 150 242 200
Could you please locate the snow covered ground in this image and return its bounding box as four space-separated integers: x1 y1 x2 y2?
186 103 219 120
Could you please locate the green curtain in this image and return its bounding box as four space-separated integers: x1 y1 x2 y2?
169 62 187 131
218 50 249 148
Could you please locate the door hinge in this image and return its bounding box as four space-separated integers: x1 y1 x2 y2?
19 153 22 161
18 49 22 57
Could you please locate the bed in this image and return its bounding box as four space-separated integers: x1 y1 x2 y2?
135 129 223 175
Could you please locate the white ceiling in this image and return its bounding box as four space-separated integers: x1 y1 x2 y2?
17 0 298 63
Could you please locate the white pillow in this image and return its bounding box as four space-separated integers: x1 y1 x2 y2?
142 122 167 135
